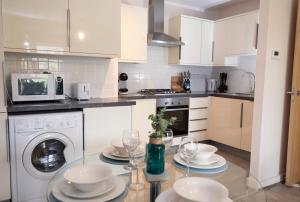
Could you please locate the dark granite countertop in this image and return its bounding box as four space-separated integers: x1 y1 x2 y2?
7 98 136 113
119 91 254 101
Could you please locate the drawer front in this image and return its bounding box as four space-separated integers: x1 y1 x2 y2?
190 97 209 108
189 130 207 141
189 120 207 131
189 108 208 120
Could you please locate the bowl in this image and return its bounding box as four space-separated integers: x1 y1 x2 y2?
64 164 113 193
173 177 229 202
111 139 127 155
194 144 218 160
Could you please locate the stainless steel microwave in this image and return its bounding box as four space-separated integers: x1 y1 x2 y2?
11 73 65 102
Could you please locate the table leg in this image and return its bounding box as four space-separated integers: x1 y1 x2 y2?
150 181 161 202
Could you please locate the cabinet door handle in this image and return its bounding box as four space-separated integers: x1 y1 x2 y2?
5 119 10 162
1 62 7 107
255 24 259 49
179 36 182 60
212 41 214 62
67 9 71 49
240 103 244 128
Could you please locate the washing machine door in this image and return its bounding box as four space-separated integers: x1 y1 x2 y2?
23 132 75 180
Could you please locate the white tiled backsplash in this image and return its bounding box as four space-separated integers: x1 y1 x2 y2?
4 53 118 98
119 47 213 93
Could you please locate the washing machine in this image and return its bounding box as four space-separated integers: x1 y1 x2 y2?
9 111 84 202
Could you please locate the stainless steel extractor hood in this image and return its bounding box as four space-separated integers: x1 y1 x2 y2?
148 0 185 47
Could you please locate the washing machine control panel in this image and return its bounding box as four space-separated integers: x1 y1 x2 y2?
15 117 76 132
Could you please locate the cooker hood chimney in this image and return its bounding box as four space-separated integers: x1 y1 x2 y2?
148 0 185 47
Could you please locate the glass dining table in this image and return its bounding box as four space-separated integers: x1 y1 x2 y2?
47 147 266 202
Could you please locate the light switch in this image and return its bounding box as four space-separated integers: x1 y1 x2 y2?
272 50 280 60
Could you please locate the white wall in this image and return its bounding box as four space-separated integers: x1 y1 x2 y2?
5 53 118 98
119 46 212 93
250 0 297 187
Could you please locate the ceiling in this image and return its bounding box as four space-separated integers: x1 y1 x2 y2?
165 0 248 11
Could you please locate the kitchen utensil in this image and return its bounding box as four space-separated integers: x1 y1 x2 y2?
179 137 198 176
173 177 229 202
122 129 140 171
52 176 126 202
61 177 115 199
194 144 218 160
155 188 233 202
63 164 112 193
174 153 226 169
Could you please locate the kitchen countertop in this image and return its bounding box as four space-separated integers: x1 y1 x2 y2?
7 98 136 113
119 91 254 101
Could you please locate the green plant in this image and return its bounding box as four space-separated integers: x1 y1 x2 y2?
148 108 176 139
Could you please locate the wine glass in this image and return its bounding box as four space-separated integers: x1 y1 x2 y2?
122 129 140 171
163 129 173 151
179 137 198 176
130 141 146 191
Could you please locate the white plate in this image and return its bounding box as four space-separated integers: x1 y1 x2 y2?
61 177 115 199
185 153 219 166
52 176 126 202
110 149 145 159
174 153 226 169
173 177 229 202
156 188 233 202
102 147 129 161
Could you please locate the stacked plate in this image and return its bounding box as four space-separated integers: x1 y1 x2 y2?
102 139 145 162
173 143 227 174
51 164 126 201
156 177 233 202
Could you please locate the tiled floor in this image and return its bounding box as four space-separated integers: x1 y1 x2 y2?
217 149 300 202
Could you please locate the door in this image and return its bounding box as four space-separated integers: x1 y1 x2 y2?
22 132 75 180
120 4 147 63
208 97 242 148
286 2 300 186
0 113 10 201
2 0 69 52
69 0 121 56
132 99 156 142
83 106 132 155
213 20 228 65
201 20 214 65
227 12 258 55
180 16 202 65
241 101 254 152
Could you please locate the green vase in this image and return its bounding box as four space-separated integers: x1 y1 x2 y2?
146 138 165 174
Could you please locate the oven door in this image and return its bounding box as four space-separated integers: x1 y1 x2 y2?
11 74 55 102
157 106 189 137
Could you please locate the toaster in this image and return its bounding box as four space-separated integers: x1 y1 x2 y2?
73 83 91 100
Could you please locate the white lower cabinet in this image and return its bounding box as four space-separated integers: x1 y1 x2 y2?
131 99 156 143
189 97 210 141
0 113 10 201
83 106 132 155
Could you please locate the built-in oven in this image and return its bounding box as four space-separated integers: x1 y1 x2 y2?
156 97 189 139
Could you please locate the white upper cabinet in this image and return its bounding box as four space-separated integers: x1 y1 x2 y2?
213 11 259 65
201 20 214 65
213 20 227 66
168 15 214 66
2 0 121 58
119 4 147 63
69 0 121 57
2 0 69 53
